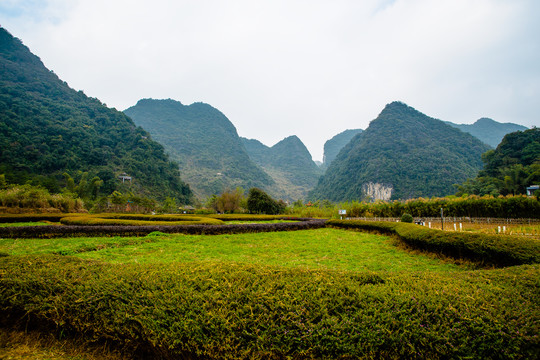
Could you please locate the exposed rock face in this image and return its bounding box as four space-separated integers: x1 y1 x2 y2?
362 182 393 201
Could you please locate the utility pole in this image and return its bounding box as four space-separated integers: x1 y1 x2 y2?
441 207 444 231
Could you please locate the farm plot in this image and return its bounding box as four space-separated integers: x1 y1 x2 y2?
0 227 538 359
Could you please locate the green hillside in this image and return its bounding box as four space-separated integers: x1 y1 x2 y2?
124 99 274 199
446 118 528 148
456 127 540 196
322 128 363 169
0 27 192 204
309 101 491 201
242 136 322 200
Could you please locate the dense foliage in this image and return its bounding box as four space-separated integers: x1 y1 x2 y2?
0 28 192 204
446 117 527 148
343 195 540 219
321 128 363 169
456 128 540 196
124 99 273 199
242 136 322 200
0 184 84 213
288 195 540 219
1 250 537 359
247 188 286 215
310 102 491 201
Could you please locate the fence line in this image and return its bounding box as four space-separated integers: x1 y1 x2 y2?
349 217 540 225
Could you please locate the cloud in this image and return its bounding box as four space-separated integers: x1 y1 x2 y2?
1 0 538 161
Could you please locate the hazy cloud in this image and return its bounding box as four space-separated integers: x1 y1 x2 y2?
1 0 538 161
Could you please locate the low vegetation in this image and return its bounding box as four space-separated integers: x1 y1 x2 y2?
0 223 538 359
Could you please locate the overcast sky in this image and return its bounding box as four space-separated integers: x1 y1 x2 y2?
1 0 539 161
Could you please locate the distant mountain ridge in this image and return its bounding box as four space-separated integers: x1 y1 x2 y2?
124 99 274 199
242 136 322 200
310 101 491 201
322 128 363 169
446 118 528 148
0 27 192 203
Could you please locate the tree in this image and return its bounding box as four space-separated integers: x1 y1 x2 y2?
214 188 245 213
247 188 284 214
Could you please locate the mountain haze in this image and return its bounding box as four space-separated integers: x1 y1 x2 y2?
0 27 192 203
446 118 528 148
310 102 491 201
242 136 322 200
124 99 274 199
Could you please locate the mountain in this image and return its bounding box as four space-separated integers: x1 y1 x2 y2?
242 136 322 200
0 27 192 204
446 118 528 148
309 101 491 201
455 128 540 197
322 129 363 169
124 99 274 199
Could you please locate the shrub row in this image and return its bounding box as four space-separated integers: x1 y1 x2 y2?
1 255 537 359
59 214 225 226
327 220 540 267
209 214 313 222
0 219 328 239
341 195 540 219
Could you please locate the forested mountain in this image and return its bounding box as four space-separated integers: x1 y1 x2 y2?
456 128 540 196
242 136 322 200
446 118 527 148
0 27 192 204
322 129 363 169
124 99 274 199
309 101 491 201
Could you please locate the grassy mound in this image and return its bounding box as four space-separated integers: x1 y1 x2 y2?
1 254 538 359
327 220 540 267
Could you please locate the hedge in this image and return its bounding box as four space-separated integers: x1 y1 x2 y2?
327 220 540 267
59 215 225 226
0 219 328 239
1 255 537 359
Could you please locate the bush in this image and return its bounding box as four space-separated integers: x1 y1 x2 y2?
0 219 328 238
401 213 413 223
327 220 540 267
0 185 85 213
1 255 537 359
247 188 285 215
59 215 224 226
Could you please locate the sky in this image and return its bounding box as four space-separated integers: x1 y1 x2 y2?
1 0 539 162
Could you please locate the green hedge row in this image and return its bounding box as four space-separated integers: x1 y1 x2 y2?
1 255 537 359
0 219 328 238
59 215 225 226
341 195 540 218
209 214 311 221
327 220 540 267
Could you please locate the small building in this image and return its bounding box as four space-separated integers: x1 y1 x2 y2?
526 185 539 196
119 173 132 183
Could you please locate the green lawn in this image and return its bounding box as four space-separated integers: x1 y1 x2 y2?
0 228 464 272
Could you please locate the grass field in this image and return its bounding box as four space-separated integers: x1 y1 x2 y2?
0 226 538 359
0 229 465 272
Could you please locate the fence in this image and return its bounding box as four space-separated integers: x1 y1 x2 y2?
350 217 540 225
